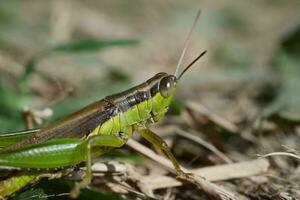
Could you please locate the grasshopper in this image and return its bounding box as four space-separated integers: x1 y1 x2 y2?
0 10 206 198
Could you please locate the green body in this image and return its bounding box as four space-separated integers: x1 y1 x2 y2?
0 138 85 168
0 72 179 198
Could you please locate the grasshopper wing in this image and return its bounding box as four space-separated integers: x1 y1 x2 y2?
1 100 117 153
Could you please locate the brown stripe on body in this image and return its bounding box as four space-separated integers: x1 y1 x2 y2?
105 72 165 112
105 83 149 111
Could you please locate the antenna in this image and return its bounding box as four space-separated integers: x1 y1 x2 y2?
178 50 207 80
174 9 201 77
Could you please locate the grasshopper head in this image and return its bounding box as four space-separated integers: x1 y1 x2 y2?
146 72 177 122
158 74 177 98
146 50 207 122
145 9 206 122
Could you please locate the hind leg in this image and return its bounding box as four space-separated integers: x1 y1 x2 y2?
138 128 188 178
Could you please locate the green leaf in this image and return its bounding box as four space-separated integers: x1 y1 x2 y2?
107 68 131 82
79 188 120 200
11 179 120 200
263 53 300 121
0 79 29 115
19 57 37 88
281 25 300 58
167 99 183 115
262 24 300 121
12 188 48 200
49 39 139 53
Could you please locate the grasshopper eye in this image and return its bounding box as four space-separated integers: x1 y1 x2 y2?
159 76 176 98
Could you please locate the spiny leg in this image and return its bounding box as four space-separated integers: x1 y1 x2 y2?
70 135 126 198
138 128 188 178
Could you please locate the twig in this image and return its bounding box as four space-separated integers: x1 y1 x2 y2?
51 0 72 44
91 161 128 173
185 101 239 133
153 125 232 164
126 139 249 200
127 139 189 173
91 161 156 198
175 128 233 164
142 158 269 189
258 152 300 160
88 157 269 199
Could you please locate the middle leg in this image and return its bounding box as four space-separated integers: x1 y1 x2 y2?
70 134 126 198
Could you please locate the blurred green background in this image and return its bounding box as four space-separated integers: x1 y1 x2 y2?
1 0 300 199
1 0 300 131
